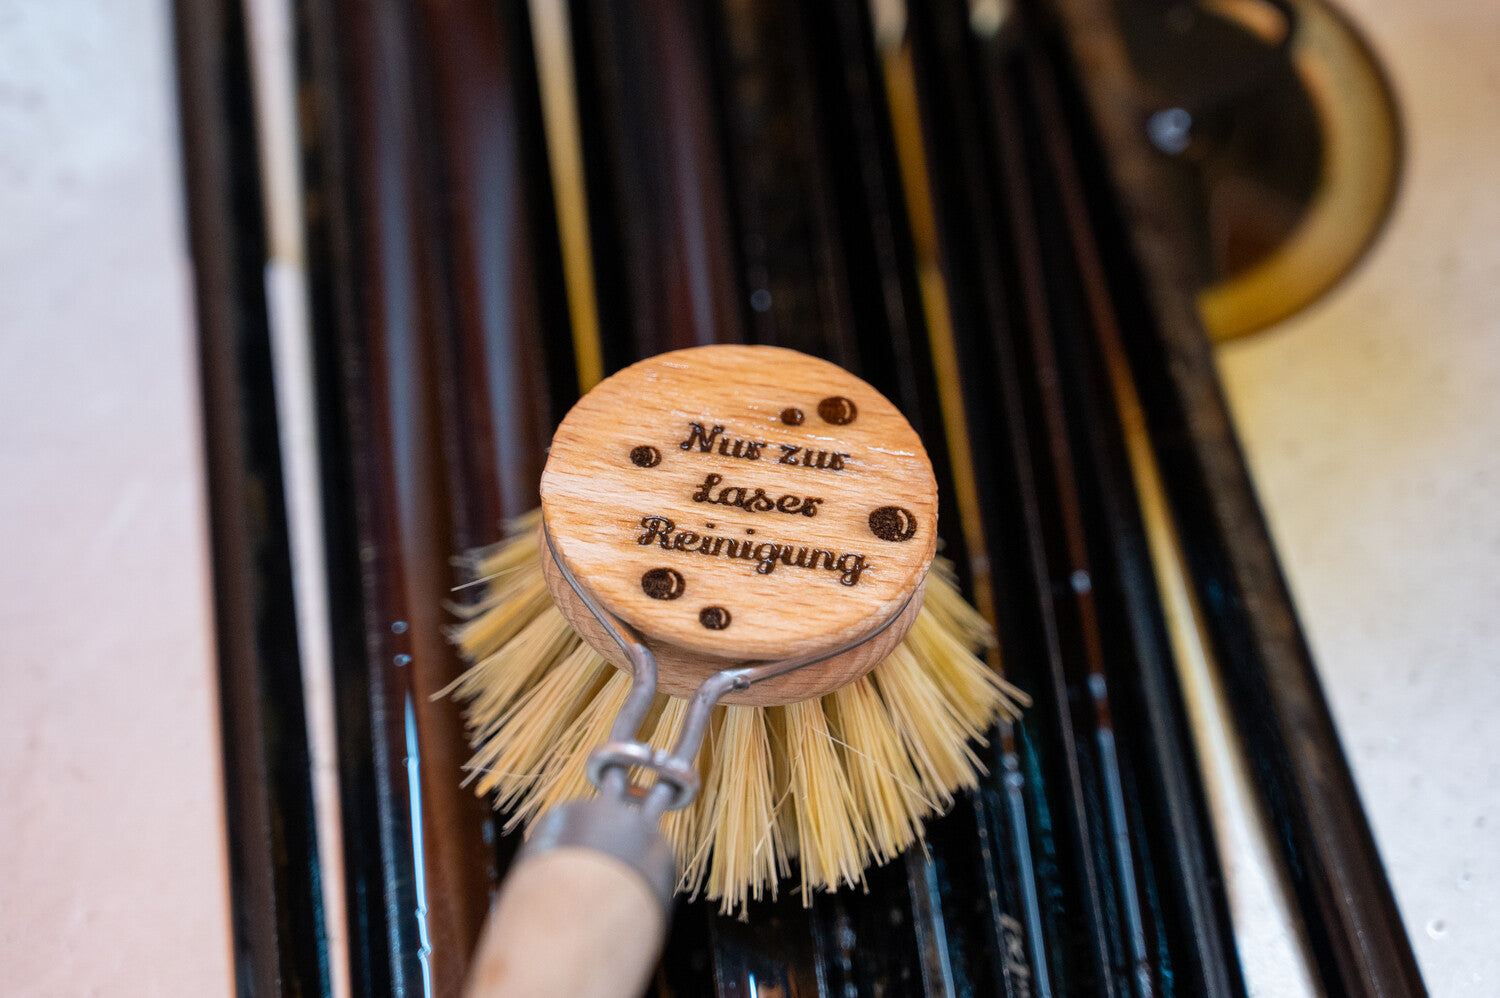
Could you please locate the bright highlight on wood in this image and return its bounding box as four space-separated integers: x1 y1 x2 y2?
444 514 1028 914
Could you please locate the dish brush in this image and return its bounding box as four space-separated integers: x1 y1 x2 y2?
447 344 1027 997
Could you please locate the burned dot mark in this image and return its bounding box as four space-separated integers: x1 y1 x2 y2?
699 606 732 630
629 445 661 468
780 407 804 426
744 528 755 535
817 396 857 425
705 522 715 530
868 505 918 542
641 567 685 600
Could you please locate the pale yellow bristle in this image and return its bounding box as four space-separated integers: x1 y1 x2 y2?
442 604 578 736
871 643 986 804
466 642 608 801
504 670 632 834
443 540 1027 915
676 707 727 897
446 574 553 661
906 610 1019 733
764 707 799 864
826 677 929 863
445 511 548 646
907 574 1031 727
918 557 994 651
465 509 544 582
699 706 787 913
779 699 870 897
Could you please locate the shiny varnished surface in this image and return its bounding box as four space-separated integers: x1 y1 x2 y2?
297 0 575 991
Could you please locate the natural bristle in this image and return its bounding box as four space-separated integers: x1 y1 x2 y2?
700 707 787 912
466 642 607 803
828 677 927 863
781 699 869 897
874 644 984 803
444 515 1025 914
507 670 632 834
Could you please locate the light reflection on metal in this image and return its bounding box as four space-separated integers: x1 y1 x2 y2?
405 696 434 998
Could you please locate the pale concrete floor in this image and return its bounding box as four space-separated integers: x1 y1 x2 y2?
0 1 234 995
0 0 1492 994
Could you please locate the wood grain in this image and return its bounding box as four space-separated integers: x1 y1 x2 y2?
463 848 666 998
539 345 938 692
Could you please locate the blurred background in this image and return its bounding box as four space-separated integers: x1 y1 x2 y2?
1 0 1495 994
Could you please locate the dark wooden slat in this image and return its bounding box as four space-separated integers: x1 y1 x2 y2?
716 0 859 368
413 0 578 540
708 902 825 998
905 2 1118 990
984 40 1158 996
302 0 459 989
570 0 745 371
297 6 402 988
297 0 572 991
174 0 330 992
1020 42 1247 996
920 13 1245 992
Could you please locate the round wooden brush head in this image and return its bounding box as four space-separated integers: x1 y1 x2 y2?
539 344 938 705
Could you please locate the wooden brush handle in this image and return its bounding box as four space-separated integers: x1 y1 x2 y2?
464 799 675 998
464 847 667 998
